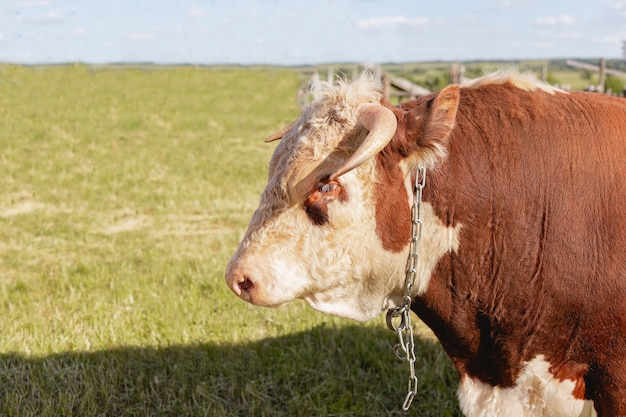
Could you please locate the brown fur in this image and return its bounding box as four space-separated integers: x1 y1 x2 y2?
376 81 626 414
373 156 411 252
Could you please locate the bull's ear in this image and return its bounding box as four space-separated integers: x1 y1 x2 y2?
420 84 460 156
265 121 297 143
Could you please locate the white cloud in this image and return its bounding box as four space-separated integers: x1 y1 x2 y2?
189 8 205 18
72 28 86 36
608 1 626 10
483 1 534 12
130 33 156 41
356 15 429 30
19 1 51 7
607 1 626 18
594 33 626 44
26 10 64 24
534 14 576 26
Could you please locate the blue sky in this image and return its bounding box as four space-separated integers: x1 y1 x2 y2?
0 0 625 65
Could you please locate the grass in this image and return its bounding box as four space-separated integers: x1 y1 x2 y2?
0 65 460 416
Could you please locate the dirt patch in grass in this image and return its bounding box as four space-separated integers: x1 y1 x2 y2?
95 213 153 235
0 192 48 218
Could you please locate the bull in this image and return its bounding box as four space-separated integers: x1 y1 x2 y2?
225 70 626 416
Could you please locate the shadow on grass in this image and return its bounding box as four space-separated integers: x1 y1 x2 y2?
0 324 461 417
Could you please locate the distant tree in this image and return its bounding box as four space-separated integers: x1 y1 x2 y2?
545 73 560 86
464 67 484 79
613 60 626 71
548 60 568 71
604 75 625 95
423 74 447 91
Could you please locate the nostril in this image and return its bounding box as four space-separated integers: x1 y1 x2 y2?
238 277 254 293
226 267 256 301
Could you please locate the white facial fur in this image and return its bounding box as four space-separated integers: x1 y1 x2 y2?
226 152 461 321
227 158 402 321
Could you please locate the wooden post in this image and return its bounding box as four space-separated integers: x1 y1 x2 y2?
598 58 606 93
450 62 460 84
383 75 391 102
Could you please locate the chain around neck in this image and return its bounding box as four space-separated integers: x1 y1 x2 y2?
385 164 425 410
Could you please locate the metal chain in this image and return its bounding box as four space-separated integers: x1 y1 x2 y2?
385 164 425 411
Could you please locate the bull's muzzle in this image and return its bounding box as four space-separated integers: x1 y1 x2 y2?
225 266 255 303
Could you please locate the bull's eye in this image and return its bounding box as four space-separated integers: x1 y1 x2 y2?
304 180 343 226
317 182 337 194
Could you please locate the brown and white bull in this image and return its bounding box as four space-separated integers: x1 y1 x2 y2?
225 70 626 416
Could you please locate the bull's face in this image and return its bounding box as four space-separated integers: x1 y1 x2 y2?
225 76 461 321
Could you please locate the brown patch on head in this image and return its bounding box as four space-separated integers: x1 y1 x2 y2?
373 157 411 252
303 178 347 225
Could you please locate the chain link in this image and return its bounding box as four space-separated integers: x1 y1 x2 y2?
386 164 425 411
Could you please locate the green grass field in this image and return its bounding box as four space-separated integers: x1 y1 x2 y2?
0 65 460 416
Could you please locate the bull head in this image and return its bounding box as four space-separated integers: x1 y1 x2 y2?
225 75 460 321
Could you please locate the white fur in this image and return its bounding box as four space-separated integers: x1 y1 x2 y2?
227 153 461 321
462 68 566 95
414 202 461 296
458 356 596 417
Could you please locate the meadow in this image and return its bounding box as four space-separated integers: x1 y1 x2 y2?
0 65 460 416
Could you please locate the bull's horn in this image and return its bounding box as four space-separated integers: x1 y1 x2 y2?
329 104 397 180
264 121 297 143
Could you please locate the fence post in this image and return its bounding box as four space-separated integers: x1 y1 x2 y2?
598 58 606 93
383 75 391 102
